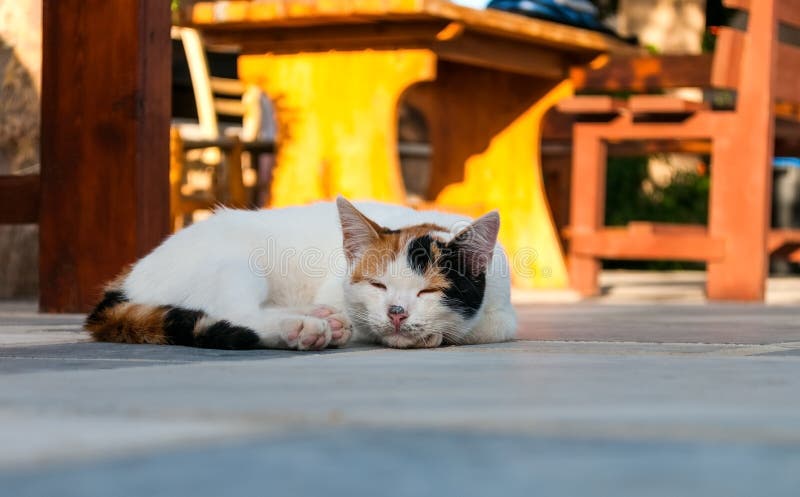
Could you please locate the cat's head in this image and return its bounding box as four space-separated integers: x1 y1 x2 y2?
336 197 499 349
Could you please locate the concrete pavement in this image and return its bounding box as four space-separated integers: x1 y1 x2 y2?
1 298 799 496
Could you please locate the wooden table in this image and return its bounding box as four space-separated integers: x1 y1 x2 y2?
188 0 632 288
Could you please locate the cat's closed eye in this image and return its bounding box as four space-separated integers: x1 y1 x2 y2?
417 288 439 297
369 281 387 290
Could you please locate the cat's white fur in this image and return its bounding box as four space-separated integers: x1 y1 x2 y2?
122 200 516 348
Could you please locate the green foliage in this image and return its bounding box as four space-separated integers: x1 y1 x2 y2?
604 157 650 226
604 156 710 270
644 44 660 55
171 0 180 12
702 30 717 53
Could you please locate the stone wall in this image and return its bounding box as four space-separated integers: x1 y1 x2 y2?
0 1 40 298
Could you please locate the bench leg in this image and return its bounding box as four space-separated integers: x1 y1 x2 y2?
568 127 607 296
706 138 771 301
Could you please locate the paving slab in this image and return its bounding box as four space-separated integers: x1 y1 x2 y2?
517 303 800 344
1 298 799 496
4 428 800 497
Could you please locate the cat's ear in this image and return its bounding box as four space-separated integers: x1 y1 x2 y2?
449 211 500 275
336 196 382 262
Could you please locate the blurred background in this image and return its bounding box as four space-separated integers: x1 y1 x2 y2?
1 0 798 305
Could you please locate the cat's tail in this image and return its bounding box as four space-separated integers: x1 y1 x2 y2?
84 289 262 350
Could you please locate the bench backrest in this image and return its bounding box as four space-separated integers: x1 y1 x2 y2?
571 0 799 108
713 0 800 105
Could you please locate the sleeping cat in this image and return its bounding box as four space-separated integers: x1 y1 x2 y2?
85 197 517 350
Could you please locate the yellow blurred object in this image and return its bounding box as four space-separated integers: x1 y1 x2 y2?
239 50 436 206
434 81 573 289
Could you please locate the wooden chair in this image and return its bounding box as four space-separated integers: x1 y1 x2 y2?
170 27 275 227
174 26 275 151
169 127 247 228
558 0 800 301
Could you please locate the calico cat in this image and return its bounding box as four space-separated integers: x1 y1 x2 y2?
85 197 517 350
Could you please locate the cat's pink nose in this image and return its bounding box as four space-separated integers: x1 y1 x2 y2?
388 305 408 329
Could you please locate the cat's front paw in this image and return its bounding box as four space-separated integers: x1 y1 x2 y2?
308 305 352 348
280 317 332 351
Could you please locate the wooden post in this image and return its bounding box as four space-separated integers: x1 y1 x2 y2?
706 0 777 301
40 0 171 312
568 125 607 296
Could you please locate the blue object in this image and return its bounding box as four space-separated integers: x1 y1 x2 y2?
487 0 614 35
774 157 800 169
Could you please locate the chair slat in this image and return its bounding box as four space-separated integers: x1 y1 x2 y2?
214 99 246 117
777 42 800 104
712 28 800 104
210 76 246 96
557 96 626 114
724 0 800 29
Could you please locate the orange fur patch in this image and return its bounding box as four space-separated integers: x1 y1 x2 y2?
87 303 169 345
351 223 451 286
417 242 451 291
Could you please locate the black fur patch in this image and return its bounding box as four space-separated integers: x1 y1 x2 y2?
408 236 486 319
163 307 205 346
438 243 486 319
407 235 439 274
85 290 128 325
195 320 261 350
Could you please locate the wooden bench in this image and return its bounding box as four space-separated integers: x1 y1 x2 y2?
558 0 800 301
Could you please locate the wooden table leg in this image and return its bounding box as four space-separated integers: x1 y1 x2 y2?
408 62 571 289
239 50 436 207
40 0 171 312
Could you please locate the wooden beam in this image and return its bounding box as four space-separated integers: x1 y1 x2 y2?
573 112 728 141
0 175 39 224
571 225 726 262
190 0 634 56
40 0 171 312
768 229 800 262
570 55 713 92
781 0 800 27
776 43 800 104
201 21 448 54
204 21 570 78
557 96 626 114
433 29 568 79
